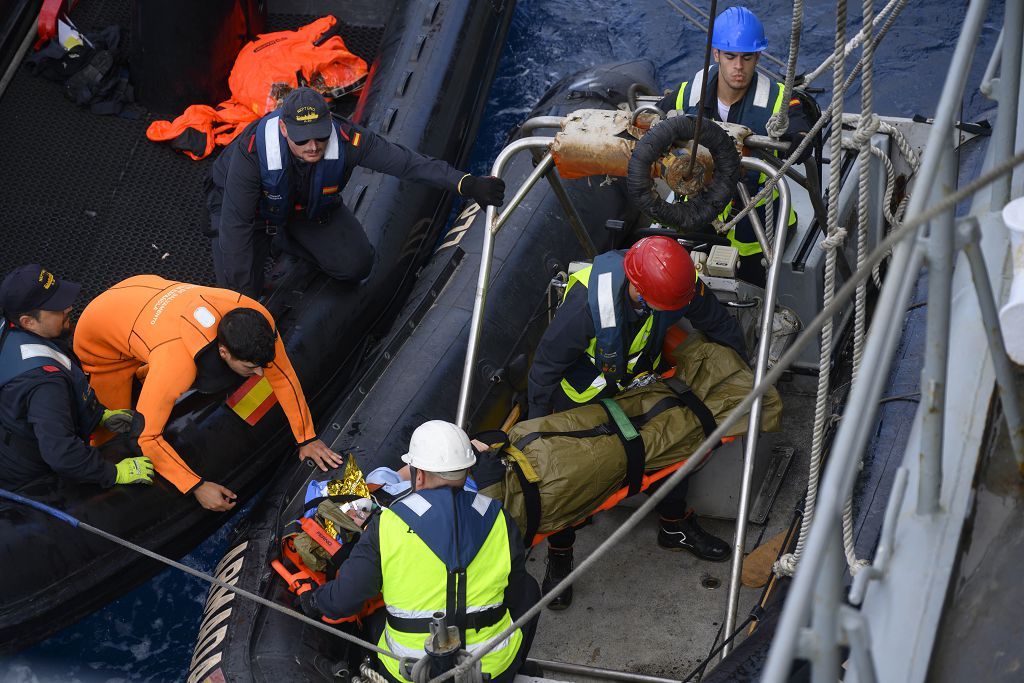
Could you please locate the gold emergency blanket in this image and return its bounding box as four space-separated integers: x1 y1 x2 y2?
481 335 782 538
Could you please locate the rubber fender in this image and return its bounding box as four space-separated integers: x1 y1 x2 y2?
626 115 742 231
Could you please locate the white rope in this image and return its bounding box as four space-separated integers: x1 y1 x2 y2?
766 0 805 139
843 0 878 573
801 0 909 87
775 0 848 578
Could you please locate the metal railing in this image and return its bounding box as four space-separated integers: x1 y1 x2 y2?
721 159 792 655
761 0 1024 680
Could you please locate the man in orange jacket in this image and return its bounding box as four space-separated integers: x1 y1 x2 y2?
73 275 342 511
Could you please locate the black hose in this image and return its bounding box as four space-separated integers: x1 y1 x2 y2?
626 115 742 231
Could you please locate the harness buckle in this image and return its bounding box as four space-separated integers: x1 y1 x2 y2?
264 221 278 236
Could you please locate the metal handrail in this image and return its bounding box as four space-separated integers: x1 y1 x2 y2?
761 0 999 678
720 158 791 657
455 137 555 427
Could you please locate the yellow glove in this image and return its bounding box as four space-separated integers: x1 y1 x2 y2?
114 457 154 485
101 409 136 435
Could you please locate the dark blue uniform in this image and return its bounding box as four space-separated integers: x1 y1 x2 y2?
0 328 113 489
527 278 747 419
207 114 465 297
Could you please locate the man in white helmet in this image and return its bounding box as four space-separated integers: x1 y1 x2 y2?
300 420 540 683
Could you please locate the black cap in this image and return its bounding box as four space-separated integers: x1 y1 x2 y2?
0 264 81 316
281 87 332 143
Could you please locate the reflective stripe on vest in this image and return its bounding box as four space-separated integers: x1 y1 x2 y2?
558 265 658 404
254 112 346 228
675 70 795 256
377 496 522 682
0 327 101 438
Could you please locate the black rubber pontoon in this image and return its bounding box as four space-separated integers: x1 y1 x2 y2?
0 0 514 652
187 60 659 683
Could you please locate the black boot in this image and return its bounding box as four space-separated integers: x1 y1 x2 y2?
658 515 730 562
541 547 574 610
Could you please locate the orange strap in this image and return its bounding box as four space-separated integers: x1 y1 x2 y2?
273 534 382 624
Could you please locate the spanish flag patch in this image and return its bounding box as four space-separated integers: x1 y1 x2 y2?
227 375 278 426
322 186 339 195
351 131 362 147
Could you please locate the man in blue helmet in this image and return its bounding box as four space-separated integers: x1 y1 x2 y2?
657 6 812 286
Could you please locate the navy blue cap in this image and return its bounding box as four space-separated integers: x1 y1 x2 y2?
281 87 332 142
0 264 81 316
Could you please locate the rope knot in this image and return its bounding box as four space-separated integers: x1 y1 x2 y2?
766 111 791 140
773 553 798 577
848 558 872 575
852 113 881 148
820 227 848 251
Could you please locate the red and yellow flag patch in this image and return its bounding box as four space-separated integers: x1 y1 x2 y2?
226 375 278 425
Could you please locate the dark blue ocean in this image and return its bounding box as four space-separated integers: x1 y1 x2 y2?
1 0 1003 680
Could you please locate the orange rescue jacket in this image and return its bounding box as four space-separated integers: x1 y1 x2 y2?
146 16 368 160
73 275 317 493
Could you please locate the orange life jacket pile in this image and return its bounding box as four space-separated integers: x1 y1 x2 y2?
146 16 368 160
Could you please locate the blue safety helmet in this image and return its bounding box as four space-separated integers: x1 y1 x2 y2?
712 7 768 53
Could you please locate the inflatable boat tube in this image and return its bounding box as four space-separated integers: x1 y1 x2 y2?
186 60 659 683
0 0 514 653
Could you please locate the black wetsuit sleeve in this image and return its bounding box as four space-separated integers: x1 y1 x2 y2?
313 515 383 619
342 121 465 192
217 129 264 297
27 379 116 487
681 280 749 362
526 285 594 419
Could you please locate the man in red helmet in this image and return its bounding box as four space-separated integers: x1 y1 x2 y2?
527 236 746 609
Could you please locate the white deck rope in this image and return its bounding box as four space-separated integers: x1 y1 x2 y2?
843 0 880 576
801 0 908 87
775 0 848 579
766 0 805 139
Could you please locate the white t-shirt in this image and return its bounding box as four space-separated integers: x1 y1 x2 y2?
717 99 731 122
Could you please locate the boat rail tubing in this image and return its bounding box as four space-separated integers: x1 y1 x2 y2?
720 157 791 658
527 658 680 683
991 0 1023 208
761 0 993 678
979 28 1004 99
456 137 555 427
519 116 566 136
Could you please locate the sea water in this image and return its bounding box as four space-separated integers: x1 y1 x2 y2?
0 0 1003 680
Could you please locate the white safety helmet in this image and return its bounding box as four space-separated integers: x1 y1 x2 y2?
400 420 476 477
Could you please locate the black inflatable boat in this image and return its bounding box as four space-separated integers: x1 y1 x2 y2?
0 0 513 652
185 60 657 683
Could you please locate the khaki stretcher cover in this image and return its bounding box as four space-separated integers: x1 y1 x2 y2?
481 334 782 538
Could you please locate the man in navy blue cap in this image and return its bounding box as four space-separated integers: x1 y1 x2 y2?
0 265 153 490
206 86 506 297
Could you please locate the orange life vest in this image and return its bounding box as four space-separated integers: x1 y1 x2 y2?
146 16 367 160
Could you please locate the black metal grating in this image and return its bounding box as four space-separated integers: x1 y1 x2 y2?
0 2 387 305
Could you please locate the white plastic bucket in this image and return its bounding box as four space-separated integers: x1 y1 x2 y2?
999 197 1024 364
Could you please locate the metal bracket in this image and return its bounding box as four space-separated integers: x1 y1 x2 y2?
749 446 795 524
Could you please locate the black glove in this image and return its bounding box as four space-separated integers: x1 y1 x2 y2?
782 131 814 165
297 589 324 620
459 175 505 207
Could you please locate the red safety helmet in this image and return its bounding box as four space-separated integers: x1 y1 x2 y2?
623 236 697 311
